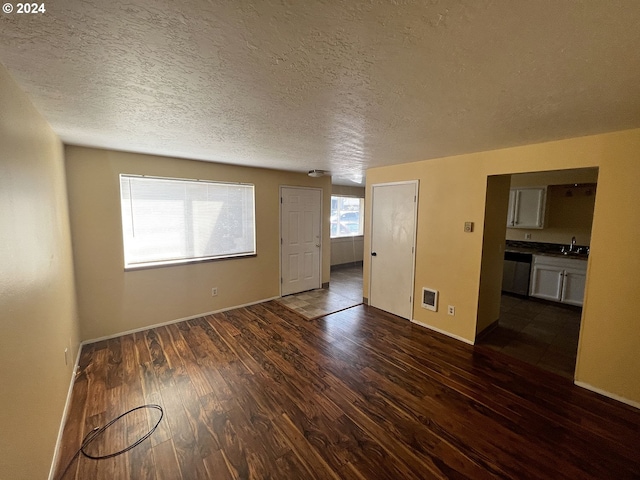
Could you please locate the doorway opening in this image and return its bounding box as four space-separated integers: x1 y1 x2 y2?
276 263 363 320
277 186 367 320
476 167 598 379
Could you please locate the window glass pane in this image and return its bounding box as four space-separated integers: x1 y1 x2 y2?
120 175 255 267
330 195 364 238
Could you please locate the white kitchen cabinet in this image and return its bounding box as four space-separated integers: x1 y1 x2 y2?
530 255 587 306
507 187 546 229
529 263 563 302
561 267 587 306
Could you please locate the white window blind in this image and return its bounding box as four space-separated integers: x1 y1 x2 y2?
120 175 255 268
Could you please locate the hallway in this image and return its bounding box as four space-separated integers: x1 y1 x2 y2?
275 264 363 319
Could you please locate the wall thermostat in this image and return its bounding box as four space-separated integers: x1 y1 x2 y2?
422 287 438 311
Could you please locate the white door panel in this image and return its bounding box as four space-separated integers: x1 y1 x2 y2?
281 187 322 296
369 181 418 320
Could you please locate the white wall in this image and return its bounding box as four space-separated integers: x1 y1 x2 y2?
331 236 364 266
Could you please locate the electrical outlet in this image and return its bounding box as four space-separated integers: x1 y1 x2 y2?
524 233 532 240
447 305 455 316
211 287 218 297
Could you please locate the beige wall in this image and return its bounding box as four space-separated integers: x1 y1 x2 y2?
65 146 331 341
0 66 80 478
365 128 640 405
509 168 599 188
506 168 598 245
477 175 511 335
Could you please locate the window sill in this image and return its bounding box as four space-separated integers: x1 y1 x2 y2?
330 235 365 242
124 253 257 271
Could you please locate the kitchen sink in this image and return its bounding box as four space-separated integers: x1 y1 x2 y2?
559 246 589 257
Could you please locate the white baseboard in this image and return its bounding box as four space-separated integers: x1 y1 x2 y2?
574 381 640 410
410 319 475 345
82 296 280 345
48 345 82 480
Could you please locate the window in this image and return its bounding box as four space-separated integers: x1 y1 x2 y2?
120 175 255 268
330 195 364 238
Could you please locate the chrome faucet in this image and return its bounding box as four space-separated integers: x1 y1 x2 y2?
562 236 577 255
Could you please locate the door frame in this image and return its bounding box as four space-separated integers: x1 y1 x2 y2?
279 185 323 297
368 180 419 320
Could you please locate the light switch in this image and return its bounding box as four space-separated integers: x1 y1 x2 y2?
464 221 474 233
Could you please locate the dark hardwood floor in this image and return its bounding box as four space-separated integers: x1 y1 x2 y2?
54 302 640 479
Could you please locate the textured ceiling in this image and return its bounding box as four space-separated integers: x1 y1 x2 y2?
2 1 640 185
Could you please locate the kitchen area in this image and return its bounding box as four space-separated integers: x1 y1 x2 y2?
478 167 598 378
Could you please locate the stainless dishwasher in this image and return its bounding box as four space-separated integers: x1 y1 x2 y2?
502 251 533 296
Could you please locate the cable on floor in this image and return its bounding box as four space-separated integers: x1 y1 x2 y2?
56 404 164 480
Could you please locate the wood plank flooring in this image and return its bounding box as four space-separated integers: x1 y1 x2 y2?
54 302 640 479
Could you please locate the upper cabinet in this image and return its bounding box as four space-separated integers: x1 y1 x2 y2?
507 187 546 229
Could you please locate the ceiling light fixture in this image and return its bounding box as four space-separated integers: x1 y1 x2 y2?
308 169 329 177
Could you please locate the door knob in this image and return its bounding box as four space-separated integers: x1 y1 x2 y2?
371 252 377 256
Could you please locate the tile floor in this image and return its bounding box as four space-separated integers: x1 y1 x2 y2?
276 264 363 319
328 264 364 302
477 294 582 379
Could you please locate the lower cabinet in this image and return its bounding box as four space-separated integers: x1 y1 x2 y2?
530 263 564 302
560 267 587 306
530 255 587 306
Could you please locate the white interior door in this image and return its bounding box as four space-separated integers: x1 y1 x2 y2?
281 187 322 296
369 181 418 320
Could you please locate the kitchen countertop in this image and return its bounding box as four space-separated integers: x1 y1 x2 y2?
505 241 589 260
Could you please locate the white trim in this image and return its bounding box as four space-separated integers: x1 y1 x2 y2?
120 173 253 186
369 179 421 188
411 319 475 345
48 345 82 480
574 381 640 410
82 296 279 345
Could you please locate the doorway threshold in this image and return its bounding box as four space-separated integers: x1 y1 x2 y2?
276 288 362 320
